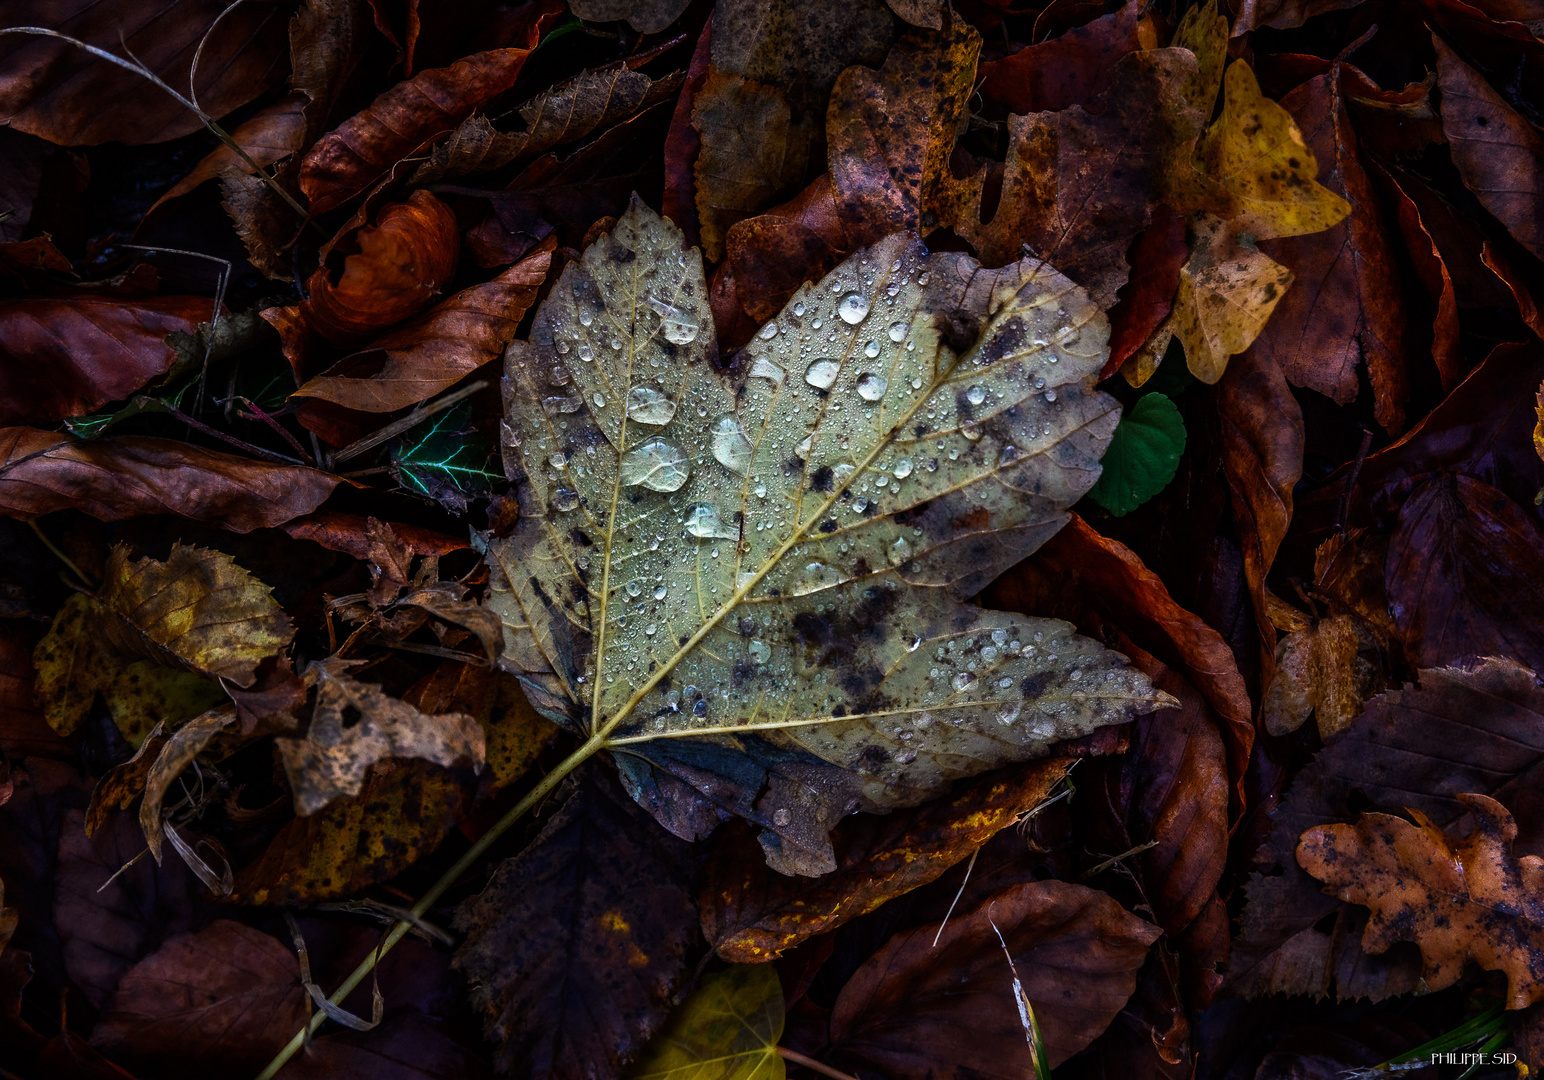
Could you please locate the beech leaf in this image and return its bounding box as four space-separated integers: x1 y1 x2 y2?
485 197 1169 876
633 964 785 1080
1299 793 1544 1010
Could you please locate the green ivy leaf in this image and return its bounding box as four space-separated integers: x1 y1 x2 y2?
391 402 502 511
1088 392 1186 517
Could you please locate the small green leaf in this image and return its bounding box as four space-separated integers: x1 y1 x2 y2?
632 965 785 1080
1088 392 1186 516
391 402 502 509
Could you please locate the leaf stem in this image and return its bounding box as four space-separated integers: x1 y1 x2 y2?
776 1046 863 1080
252 731 607 1080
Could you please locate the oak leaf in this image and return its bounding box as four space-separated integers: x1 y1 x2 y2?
484 197 1168 876
1299 793 1544 1009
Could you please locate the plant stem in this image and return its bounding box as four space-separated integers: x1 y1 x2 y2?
776 1046 863 1080
253 731 607 1080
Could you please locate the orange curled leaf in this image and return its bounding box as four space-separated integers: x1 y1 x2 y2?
301 190 462 346
1298 793 1544 1010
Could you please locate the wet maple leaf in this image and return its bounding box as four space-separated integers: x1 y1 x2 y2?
484 196 1169 876
1299 793 1544 1010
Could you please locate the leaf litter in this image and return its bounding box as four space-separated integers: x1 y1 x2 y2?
7 2 1544 1079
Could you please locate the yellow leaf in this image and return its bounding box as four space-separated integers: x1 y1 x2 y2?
1199 60 1350 240
1169 213 1294 383
1173 0 1228 116
633 964 786 1080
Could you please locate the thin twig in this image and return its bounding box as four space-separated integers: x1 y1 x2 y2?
144 397 310 465
1079 840 1160 881
28 520 95 591
229 397 315 463
776 1046 864 1080
121 244 230 415
331 380 492 465
933 848 978 947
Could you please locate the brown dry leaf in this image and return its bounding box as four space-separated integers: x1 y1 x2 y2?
1232 658 1544 1003
1434 34 1544 262
826 22 986 248
300 190 461 346
0 293 215 425
721 174 851 324
148 94 309 215
827 881 1160 1072
701 759 1070 961
977 0 1141 115
138 705 238 861
963 47 1203 308
692 69 813 261
413 68 671 185
1250 69 1409 432
0 0 290 145
291 237 552 412
1262 614 1379 739
276 659 485 816
1299 793 1544 1009
88 920 307 1075
1372 161 1465 391
0 427 338 529
403 659 560 789
299 47 543 214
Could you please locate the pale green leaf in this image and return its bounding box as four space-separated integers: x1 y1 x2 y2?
486 196 1170 874
633 965 785 1080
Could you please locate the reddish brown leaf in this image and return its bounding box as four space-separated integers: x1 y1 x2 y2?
0 427 338 530
701 759 1070 962
301 190 462 346
978 0 1141 114
89 921 307 1076
1372 159 1465 390
1300 793 1544 1009
1217 346 1303 677
1385 473 1544 673
0 0 290 145
299 47 541 214
828 881 1160 1073
281 1013 494 1080
1103 205 1187 378
0 294 213 425
723 174 851 324
1434 34 1544 262
660 16 714 249
567 0 692 33
0 623 68 760
283 510 467 559
292 237 552 411
1251 70 1409 431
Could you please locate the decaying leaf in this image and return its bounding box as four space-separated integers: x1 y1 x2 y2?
485 197 1168 876
567 0 692 33
827 881 1161 1072
33 544 290 742
1299 793 1544 1010
633 964 785 1080
1261 614 1379 739
276 659 485 816
454 766 702 1080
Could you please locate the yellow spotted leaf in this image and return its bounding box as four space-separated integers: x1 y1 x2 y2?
1198 60 1351 241
633 964 786 1080
486 197 1170 876
1173 0 1228 117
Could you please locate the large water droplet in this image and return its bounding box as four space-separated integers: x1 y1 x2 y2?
549 366 571 385
653 584 667 600
790 562 842 596
620 437 690 491
837 292 870 325
553 488 580 512
804 358 840 390
663 315 699 344
951 671 976 692
892 458 913 479
795 433 813 457
863 340 881 359
966 384 986 405
749 356 786 386
543 395 583 416
888 536 912 566
888 321 907 342
758 321 779 340
578 343 594 362
749 640 771 664
856 372 888 401
710 413 753 475
793 301 806 316
578 310 593 327
683 502 738 540
626 387 676 425
626 580 641 597
960 419 983 442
